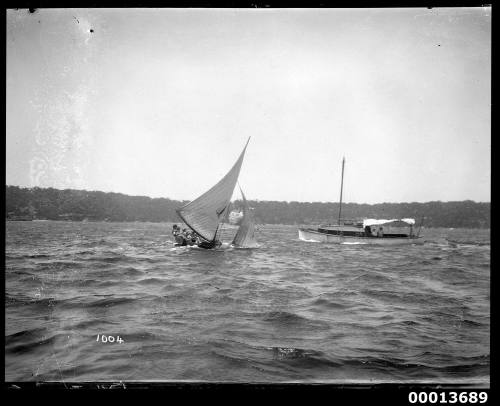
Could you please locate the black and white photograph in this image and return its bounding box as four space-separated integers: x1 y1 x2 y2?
6 7 490 392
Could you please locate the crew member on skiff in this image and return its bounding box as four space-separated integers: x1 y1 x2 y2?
172 224 187 246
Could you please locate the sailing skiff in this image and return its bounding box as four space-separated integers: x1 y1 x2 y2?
174 138 257 249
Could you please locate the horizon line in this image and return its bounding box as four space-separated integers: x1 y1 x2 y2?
5 184 491 205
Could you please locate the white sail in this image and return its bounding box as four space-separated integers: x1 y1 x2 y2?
232 186 258 248
228 209 244 225
176 138 250 242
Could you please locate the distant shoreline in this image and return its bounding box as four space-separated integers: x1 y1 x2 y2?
6 185 490 229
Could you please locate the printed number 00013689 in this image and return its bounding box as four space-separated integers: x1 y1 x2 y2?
408 392 488 404
96 334 124 343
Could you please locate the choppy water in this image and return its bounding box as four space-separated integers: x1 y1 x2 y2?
5 221 490 384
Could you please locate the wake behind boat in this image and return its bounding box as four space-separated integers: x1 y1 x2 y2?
298 157 424 245
173 138 257 250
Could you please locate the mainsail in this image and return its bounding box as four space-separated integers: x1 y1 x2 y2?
176 138 250 242
232 186 258 248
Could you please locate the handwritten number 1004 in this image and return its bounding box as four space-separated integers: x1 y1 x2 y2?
96 334 124 343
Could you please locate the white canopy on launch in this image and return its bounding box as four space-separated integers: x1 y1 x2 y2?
362 218 416 227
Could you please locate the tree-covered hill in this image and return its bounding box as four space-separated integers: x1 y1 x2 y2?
5 185 490 228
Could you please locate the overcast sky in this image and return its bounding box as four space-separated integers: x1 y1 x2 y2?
7 7 490 204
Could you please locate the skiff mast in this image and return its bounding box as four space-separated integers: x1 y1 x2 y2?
338 156 345 226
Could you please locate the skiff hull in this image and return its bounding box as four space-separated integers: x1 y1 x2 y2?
298 228 424 245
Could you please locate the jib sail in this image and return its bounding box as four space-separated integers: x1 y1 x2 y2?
232 185 258 248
